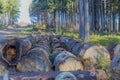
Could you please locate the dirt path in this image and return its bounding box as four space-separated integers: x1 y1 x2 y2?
0 25 30 45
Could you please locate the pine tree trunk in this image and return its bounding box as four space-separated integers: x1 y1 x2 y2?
84 0 90 42
79 0 85 40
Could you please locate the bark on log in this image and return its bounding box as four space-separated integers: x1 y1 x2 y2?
9 70 97 80
55 72 77 80
54 51 83 71
0 58 8 76
107 44 120 60
110 54 120 80
57 36 83 51
50 37 63 52
34 42 50 54
16 48 51 72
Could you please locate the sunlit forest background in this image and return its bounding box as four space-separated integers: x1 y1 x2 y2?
0 0 120 45
0 0 120 44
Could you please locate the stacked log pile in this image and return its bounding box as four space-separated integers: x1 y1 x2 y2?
50 37 83 71
0 34 111 80
16 35 51 72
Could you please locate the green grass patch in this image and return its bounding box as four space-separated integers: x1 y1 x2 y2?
60 31 120 46
19 25 38 35
90 34 120 46
62 32 79 39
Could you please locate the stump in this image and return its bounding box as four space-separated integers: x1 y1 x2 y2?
55 72 77 80
16 48 51 72
110 54 120 80
54 51 83 71
107 44 120 60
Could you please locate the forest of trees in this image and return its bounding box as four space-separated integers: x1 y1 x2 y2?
0 0 20 26
0 0 120 42
29 0 120 41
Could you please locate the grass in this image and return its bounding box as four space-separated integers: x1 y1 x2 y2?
61 31 120 46
20 26 120 46
90 34 120 46
19 25 39 35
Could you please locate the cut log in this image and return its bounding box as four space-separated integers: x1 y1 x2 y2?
0 58 8 77
107 44 120 60
16 48 51 72
54 51 83 71
55 72 77 80
78 44 110 70
57 36 110 70
110 54 120 80
1 39 21 65
9 70 97 80
1 36 41 65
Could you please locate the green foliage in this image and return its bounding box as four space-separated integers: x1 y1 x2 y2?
49 52 58 63
97 55 111 80
36 24 46 31
0 0 20 25
97 55 110 70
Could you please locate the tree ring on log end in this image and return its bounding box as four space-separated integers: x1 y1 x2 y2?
2 39 21 66
54 51 83 71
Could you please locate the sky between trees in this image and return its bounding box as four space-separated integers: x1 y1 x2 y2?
18 0 32 23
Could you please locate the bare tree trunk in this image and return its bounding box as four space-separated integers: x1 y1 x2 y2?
84 0 90 42
55 10 59 34
91 0 95 32
79 0 85 40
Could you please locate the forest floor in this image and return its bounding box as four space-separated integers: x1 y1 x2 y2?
0 25 32 45
0 25 120 47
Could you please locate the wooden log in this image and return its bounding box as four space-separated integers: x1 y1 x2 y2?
77 43 110 70
16 48 51 72
54 51 83 71
57 36 83 51
9 70 97 80
1 39 21 65
34 42 50 54
1 35 42 66
57 36 110 70
110 54 120 80
55 72 77 80
0 58 8 77
107 44 120 60
50 37 63 52
28 35 41 44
